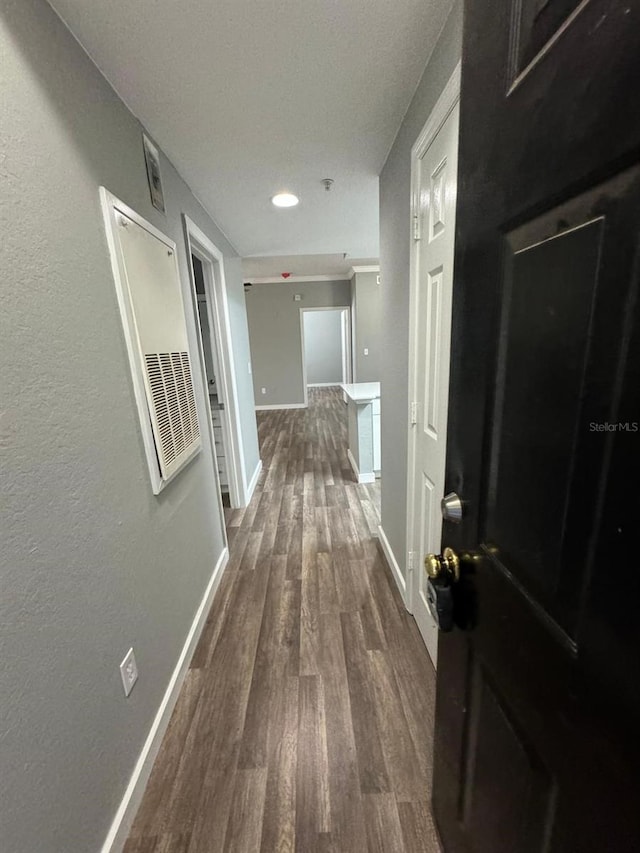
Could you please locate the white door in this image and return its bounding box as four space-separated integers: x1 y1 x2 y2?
407 92 460 667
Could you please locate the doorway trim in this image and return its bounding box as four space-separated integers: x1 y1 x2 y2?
183 215 248 507
405 61 461 613
299 306 352 406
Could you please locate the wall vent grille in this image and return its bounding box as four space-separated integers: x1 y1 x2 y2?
101 190 202 493
145 351 200 477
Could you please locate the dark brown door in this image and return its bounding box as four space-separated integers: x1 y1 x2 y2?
432 2 640 851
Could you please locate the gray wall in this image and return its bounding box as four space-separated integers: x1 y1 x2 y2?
245 279 350 406
0 1 259 850
352 271 382 382
303 310 344 385
379 1 463 572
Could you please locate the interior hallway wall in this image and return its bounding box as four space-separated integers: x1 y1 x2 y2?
303 310 344 385
245 279 350 407
0 0 259 850
351 271 382 382
378 0 463 579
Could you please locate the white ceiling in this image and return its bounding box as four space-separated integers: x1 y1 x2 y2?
48 0 453 260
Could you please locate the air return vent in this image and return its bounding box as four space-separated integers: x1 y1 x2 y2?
144 352 200 473
101 189 201 493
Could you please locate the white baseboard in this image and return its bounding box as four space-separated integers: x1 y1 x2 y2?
255 403 307 411
245 459 262 503
101 545 229 853
378 524 407 606
347 448 375 484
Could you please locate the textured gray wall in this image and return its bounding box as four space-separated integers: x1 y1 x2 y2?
0 0 258 850
303 310 344 385
352 271 382 382
379 0 463 572
246 280 350 406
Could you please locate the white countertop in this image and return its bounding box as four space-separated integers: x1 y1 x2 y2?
340 381 380 403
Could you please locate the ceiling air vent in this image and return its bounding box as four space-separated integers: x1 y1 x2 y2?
101 189 201 493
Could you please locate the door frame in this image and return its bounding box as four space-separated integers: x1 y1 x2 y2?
183 215 248 508
299 306 352 405
405 62 461 617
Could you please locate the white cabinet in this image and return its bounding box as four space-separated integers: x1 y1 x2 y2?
341 382 381 484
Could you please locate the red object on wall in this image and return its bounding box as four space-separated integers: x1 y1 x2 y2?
281 272 291 279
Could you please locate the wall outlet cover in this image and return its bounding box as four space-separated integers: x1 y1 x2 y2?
294 294 301 301
261 387 267 394
364 348 369 355
119 648 139 697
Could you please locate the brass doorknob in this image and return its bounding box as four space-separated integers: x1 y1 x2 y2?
424 546 460 582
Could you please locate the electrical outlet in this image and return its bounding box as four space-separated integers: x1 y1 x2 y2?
119 648 138 697
364 347 369 356
261 387 267 395
294 294 301 301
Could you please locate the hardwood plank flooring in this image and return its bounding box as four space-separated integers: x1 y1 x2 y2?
126 388 439 853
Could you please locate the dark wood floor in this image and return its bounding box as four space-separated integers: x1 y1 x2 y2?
125 388 440 853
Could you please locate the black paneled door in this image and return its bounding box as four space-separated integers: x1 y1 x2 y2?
432 1 640 851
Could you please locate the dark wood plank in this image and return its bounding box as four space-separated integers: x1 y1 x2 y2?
318 611 368 853
223 768 268 853
340 611 390 795
397 801 441 853
362 793 405 853
295 675 331 849
259 676 298 853
368 648 426 803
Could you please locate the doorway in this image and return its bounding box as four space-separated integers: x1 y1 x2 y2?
405 64 461 667
300 307 352 402
183 216 247 509
192 256 231 508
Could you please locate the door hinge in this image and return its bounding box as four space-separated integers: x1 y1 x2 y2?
408 551 415 573
410 401 418 425
412 212 421 241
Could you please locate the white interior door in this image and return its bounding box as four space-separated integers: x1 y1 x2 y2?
407 93 460 667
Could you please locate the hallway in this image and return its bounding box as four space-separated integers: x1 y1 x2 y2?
125 388 439 853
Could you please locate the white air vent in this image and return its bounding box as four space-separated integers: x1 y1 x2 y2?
101 189 201 492
144 352 200 477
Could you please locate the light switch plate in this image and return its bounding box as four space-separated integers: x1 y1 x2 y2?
119 648 138 697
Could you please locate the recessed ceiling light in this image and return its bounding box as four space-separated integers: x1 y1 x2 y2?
272 192 299 208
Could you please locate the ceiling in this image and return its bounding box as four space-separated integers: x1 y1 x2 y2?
48 0 453 261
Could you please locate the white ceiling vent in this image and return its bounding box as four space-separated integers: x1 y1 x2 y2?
101 189 201 493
